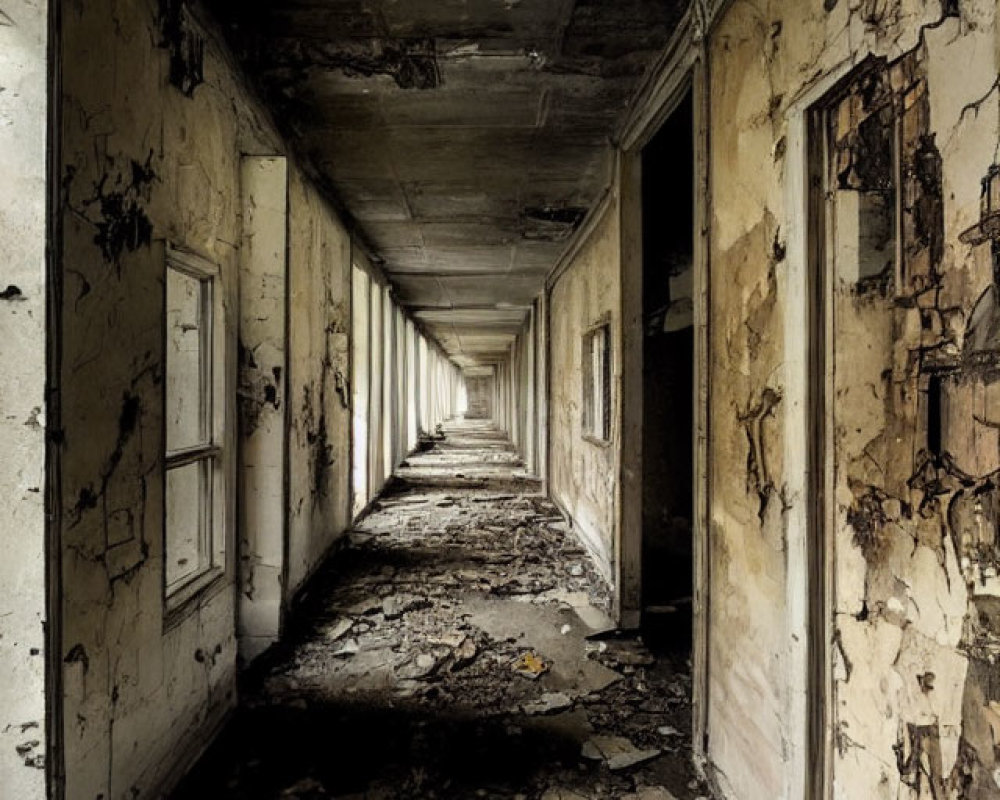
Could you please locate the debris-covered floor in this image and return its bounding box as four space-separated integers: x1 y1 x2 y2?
175 420 708 800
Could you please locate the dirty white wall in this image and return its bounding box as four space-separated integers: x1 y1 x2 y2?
547 195 621 582
56 0 361 794
238 156 288 663
0 0 50 796
286 170 352 595
704 1 1000 798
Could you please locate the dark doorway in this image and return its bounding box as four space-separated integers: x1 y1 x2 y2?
640 89 694 651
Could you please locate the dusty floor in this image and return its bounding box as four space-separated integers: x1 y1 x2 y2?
174 420 707 800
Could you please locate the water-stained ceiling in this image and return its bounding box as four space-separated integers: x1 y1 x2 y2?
206 0 687 368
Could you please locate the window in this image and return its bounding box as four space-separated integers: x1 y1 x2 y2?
165 247 225 603
582 322 611 442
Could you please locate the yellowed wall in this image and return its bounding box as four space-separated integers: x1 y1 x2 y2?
286 170 353 593
57 1 356 795
548 197 622 581
705 1 1000 797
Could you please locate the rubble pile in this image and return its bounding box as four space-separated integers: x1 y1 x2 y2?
174 420 710 800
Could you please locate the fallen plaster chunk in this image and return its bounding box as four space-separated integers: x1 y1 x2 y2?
451 636 478 670
580 735 661 770
344 597 382 616
382 593 429 619
397 652 441 680
331 639 360 658
522 691 573 715
324 619 354 641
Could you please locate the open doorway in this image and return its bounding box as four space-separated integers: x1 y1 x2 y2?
640 89 695 651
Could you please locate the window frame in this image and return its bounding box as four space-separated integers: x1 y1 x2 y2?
582 320 612 445
163 245 227 613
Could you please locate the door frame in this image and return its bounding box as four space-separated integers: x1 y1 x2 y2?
617 7 710 761
784 55 868 800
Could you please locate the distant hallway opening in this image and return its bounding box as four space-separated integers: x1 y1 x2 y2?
640 88 695 652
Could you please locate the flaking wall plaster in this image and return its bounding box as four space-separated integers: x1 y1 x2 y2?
705 1 1000 798
286 169 353 595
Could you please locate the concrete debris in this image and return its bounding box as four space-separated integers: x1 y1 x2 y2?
344 597 382 616
523 692 574 715
381 593 430 619
331 639 359 658
174 421 707 799
323 618 353 642
581 735 662 770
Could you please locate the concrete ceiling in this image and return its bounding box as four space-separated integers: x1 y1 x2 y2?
207 0 687 368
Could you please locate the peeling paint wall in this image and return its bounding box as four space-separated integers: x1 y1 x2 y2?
286 170 352 595
58 3 244 793
548 194 622 582
0 1 49 796
705 1 1000 798
56 0 361 795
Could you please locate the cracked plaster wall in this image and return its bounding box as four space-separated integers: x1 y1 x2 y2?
56 0 358 796
706 1 1000 798
548 193 622 583
0 1 50 797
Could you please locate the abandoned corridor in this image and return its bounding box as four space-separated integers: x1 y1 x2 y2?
5 1 1000 799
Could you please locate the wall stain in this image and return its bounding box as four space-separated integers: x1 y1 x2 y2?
69 152 157 269
158 0 205 97
738 386 782 523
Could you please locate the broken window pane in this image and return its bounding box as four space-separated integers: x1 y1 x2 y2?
166 266 211 452
828 82 898 294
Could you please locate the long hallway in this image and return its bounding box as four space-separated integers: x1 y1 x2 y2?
175 421 704 800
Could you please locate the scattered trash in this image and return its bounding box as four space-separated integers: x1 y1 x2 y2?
511 651 550 679
580 735 661 770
